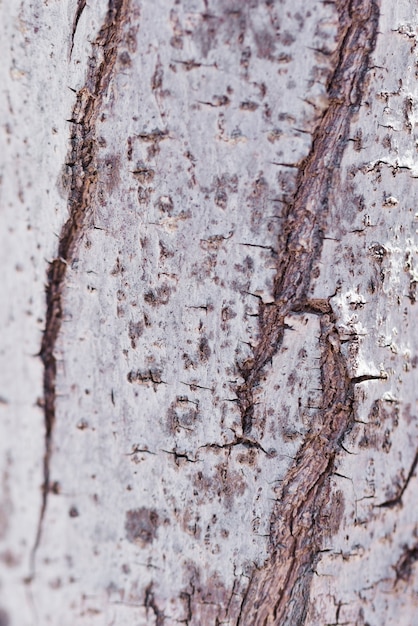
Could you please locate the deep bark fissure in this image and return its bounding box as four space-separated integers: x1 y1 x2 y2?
236 0 380 622
236 0 380 436
30 0 130 575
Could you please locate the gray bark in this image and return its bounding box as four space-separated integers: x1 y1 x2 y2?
1 0 418 624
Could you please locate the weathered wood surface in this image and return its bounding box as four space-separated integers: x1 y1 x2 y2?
1 0 417 624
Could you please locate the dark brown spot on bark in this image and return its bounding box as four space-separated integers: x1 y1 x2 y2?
119 50 131 66
156 195 174 214
69 506 79 518
128 320 144 349
198 336 211 362
144 284 172 306
193 462 247 508
254 30 276 58
132 162 155 184
137 186 151 204
167 400 199 434
394 542 418 582
127 368 163 388
221 306 236 321
125 508 159 546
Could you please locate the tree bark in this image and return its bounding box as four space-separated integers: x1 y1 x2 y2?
1 0 418 624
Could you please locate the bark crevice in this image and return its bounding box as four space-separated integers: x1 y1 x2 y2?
378 448 418 509
236 0 380 622
30 0 130 576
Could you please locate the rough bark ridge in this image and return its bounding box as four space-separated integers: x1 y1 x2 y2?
237 0 380 623
30 0 130 573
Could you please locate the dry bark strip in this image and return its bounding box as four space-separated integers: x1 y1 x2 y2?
30 0 130 574
236 0 380 623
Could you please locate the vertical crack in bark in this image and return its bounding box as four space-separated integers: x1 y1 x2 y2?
70 0 87 58
236 0 380 622
377 448 418 508
30 0 130 576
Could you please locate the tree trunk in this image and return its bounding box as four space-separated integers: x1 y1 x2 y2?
1 0 417 623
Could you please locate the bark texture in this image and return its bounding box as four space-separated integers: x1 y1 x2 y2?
1 0 418 624
33 0 131 573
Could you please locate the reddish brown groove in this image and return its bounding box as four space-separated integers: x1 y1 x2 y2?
236 0 380 623
30 0 130 574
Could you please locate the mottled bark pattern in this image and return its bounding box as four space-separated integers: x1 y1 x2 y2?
1 0 418 625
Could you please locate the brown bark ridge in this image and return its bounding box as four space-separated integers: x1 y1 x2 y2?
236 0 380 623
30 0 131 574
